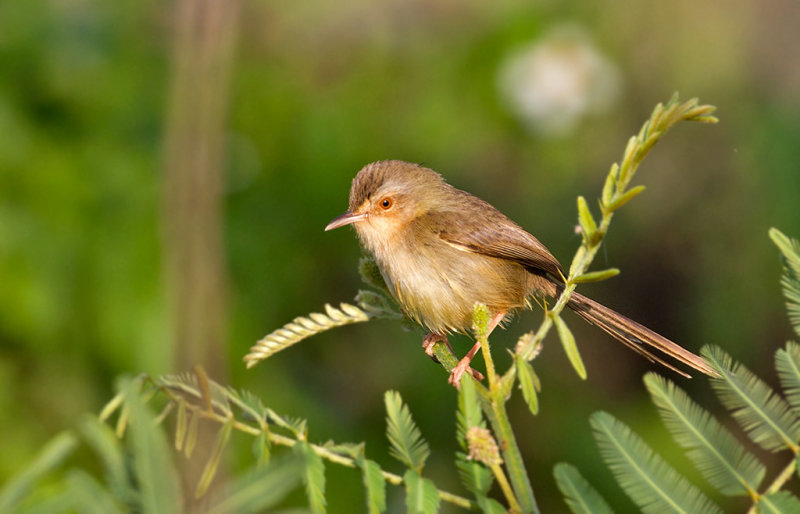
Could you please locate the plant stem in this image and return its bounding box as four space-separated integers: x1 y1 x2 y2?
482 398 538 513
151 378 481 511
432 342 538 512
490 462 522 514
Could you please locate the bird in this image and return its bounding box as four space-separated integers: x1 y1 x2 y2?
325 160 717 386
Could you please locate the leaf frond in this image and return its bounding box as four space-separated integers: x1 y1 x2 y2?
553 463 613 514
776 341 800 416
590 411 722 514
403 470 441 514
209 453 304 514
703 345 800 452
385 391 430 473
644 373 765 496
295 442 327 514
770 229 800 338
244 303 371 367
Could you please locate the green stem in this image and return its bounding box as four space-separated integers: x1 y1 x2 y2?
513 95 717 364
482 396 538 513
152 376 481 511
432 343 538 513
490 462 522 514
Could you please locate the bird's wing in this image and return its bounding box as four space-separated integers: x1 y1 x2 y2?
428 192 565 278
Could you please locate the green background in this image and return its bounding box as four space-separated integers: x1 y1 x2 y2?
2 0 799 511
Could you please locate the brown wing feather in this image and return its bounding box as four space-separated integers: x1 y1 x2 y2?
431 189 564 278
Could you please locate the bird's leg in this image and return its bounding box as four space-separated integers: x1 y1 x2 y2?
448 310 506 388
423 332 485 382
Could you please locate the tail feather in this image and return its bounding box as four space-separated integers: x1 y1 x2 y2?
567 291 719 378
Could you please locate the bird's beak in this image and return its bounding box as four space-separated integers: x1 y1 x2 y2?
325 211 366 231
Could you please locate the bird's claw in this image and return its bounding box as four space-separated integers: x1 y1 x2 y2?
448 358 485 389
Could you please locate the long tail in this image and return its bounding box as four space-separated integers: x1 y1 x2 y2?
567 291 718 378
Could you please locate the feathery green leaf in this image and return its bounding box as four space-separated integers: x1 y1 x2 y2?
209 453 304 514
703 345 800 452
644 373 765 496
385 391 430 473
403 470 440 514
770 228 800 338
252 431 270 466
266 408 308 438
361 459 387 514
776 341 800 416
553 463 613 514
759 491 800 514
0 431 78 512
456 376 484 449
244 303 371 367
591 411 722 514
455 452 493 498
295 441 327 514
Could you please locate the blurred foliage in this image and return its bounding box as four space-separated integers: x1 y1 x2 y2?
1 0 800 512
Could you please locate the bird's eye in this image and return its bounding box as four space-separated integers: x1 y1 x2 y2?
379 197 393 210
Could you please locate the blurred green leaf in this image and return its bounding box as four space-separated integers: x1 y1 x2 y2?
124 379 181 514
361 459 387 514
209 453 304 514
195 420 233 498
0 431 78 512
759 491 800 513
295 441 327 514
553 463 613 514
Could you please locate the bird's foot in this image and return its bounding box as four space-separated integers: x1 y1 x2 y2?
422 332 448 362
448 356 485 389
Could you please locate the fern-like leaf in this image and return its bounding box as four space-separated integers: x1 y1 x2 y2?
403 470 440 514
759 490 800 513
244 303 371 367
360 458 387 514
209 453 304 514
553 463 613 514
456 376 484 449
590 411 722 514
776 341 800 416
385 391 430 473
455 452 493 498
644 373 765 496
295 442 327 514
703 345 800 452
770 228 800 337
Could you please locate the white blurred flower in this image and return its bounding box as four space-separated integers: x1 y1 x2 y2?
498 25 621 137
